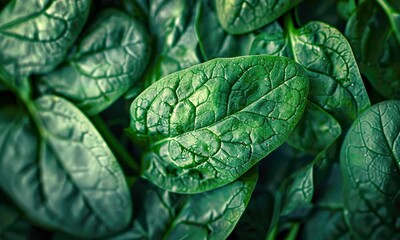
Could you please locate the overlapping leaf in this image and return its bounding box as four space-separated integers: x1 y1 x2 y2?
340 100 400 239
129 55 308 193
0 0 91 77
0 96 131 238
39 9 150 115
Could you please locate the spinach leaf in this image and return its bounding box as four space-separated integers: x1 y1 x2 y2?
0 96 132 238
250 19 370 125
345 0 400 99
112 168 257 240
287 102 341 155
281 165 314 216
0 0 90 77
215 0 302 34
129 55 309 193
340 100 400 239
38 9 150 115
141 1 201 88
148 0 196 53
196 0 282 60
300 210 350 240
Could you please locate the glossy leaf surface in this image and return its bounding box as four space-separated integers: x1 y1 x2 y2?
39 9 150 115
251 20 370 125
129 55 308 193
215 0 302 34
0 96 131 238
0 0 90 77
340 100 400 239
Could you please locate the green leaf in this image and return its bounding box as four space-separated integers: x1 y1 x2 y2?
337 0 356 20
149 0 196 53
301 210 350 240
295 0 348 31
232 187 275 240
340 100 400 239
251 19 370 125
215 0 302 34
129 55 309 193
38 9 150 115
0 0 91 77
287 102 341 155
111 168 258 240
0 96 132 238
345 0 400 99
142 1 201 88
281 165 314 216
195 0 281 60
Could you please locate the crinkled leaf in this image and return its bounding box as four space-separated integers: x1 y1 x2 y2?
0 0 90 77
346 0 400 99
39 9 150 115
0 96 132 238
340 100 400 239
111 168 257 240
129 55 308 193
251 20 370 125
287 102 341 155
215 0 302 34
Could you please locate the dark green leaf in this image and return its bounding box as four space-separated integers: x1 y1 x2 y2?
287 102 341 155
38 9 150 115
196 0 282 60
142 2 201 88
0 0 91 77
112 168 257 240
346 0 400 99
232 189 275 240
129 55 309 193
300 210 350 240
251 20 370 125
149 0 196 52
0 96 132 238
340 100 400 239
281 165 314 216
215 0 302 34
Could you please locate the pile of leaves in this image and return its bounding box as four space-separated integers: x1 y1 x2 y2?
1 0 399 239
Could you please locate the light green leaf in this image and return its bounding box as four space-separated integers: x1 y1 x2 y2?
129 55 309 193
215 0 302 34
251 20 370 125
39 9 150 115
0 0 91 77
340 100 400 239
0 96 132 238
